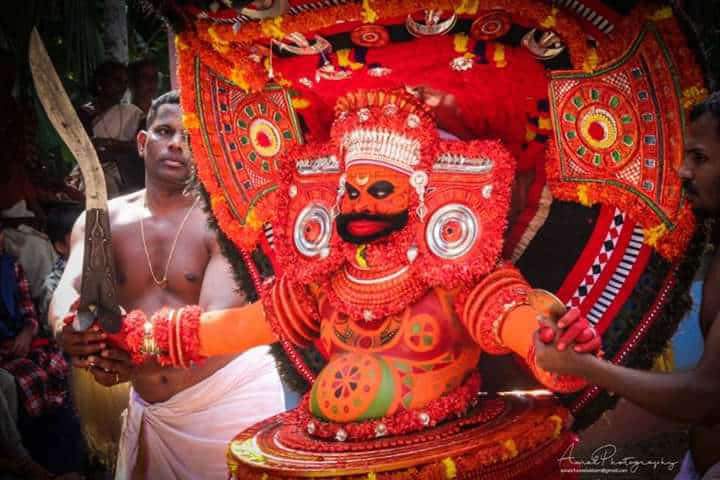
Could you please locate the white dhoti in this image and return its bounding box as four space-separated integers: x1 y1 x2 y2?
115 346 287 480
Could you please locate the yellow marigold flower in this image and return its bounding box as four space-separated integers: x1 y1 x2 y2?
549 414 563 438
362 0 378 23
541 7 558 29
454 33 469 53
455 0 479 15
182 113 200 130
503 439 518 458
644 224 668 247
442 457 457 479
649 6 673 21
577 185 591 207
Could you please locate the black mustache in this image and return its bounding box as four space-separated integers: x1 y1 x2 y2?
335 211 409 244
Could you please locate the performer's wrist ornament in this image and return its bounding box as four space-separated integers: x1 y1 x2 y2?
460 266 530 355
123 306 205 367
526 343 588 393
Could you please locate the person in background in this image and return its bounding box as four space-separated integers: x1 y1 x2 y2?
128 58 160 118
0 220 82 476
0 50 44 218
72 61 144 197
122 58 162 191
534 92 720 480
0 368 82 480
38 204 83 332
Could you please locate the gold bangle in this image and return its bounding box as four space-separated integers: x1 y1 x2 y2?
527 289 567 319
175 307 184 368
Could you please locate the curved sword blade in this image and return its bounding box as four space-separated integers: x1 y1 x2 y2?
29 28 107 210
29 28 122 332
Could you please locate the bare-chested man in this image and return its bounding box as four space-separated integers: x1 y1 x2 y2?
50 91 290 479
534 91 720 479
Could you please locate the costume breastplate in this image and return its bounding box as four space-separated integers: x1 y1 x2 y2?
310 287 481 423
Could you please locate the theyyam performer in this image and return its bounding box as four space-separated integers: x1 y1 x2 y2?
106 0 707 477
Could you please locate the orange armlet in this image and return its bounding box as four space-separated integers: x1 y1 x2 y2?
264 276 320 347
460 266 531 355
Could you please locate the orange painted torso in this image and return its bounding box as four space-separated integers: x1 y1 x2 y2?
310 287 481 423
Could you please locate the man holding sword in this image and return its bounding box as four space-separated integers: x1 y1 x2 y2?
48 91 289 479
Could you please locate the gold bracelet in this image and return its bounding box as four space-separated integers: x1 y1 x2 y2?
527 289 567 319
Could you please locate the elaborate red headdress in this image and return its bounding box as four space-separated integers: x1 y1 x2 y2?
270 89 515 294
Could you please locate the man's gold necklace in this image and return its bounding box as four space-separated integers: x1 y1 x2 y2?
140 195 200 288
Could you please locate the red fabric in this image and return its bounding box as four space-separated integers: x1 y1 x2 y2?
1 342 68 417
0 261 68 416
595 243 652 334
555 206 615 306
14 263 38 335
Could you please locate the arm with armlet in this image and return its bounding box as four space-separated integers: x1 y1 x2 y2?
121 274 320 366
459 265 586 393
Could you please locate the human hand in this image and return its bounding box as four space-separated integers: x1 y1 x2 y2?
533 324 594 376
86 347 133 387
549 307 602 354
11 326 33 358
60 318 106 361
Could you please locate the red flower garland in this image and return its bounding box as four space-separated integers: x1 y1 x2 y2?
121 309 149 365
457 265 529 355
120 306 205 367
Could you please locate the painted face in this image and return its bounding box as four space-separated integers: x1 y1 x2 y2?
680 113 720 217
336 165 410 244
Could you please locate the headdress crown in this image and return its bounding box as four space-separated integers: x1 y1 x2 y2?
332 90 436 174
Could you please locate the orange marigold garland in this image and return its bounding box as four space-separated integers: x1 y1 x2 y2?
122 306 205 367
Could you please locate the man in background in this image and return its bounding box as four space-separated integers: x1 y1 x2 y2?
535 92 720 479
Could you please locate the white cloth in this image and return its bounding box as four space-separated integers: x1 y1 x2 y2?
115 346 286 480
92 104 143 142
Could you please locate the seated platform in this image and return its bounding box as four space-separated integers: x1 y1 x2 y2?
228 392 577 479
